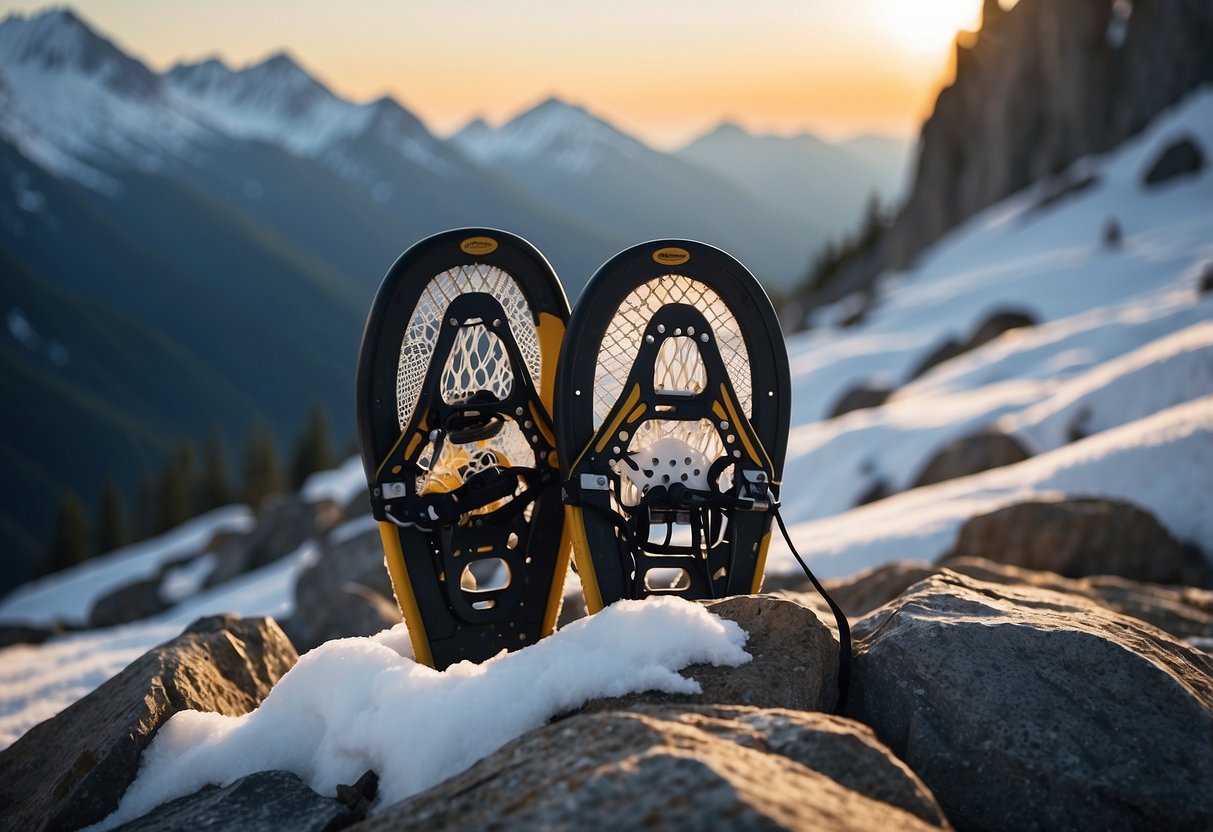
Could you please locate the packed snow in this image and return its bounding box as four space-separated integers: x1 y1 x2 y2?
90 598 749 829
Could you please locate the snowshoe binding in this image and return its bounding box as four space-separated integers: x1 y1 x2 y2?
555 240 791 610
357 229 571 669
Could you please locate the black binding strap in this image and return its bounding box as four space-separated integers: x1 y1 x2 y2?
377 466 536 530
563 471 852 715
772 508 851 715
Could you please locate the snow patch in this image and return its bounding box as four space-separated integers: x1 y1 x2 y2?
92 598 750 828
0 506 254 627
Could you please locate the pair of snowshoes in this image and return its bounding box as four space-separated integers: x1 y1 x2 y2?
357 229 847 703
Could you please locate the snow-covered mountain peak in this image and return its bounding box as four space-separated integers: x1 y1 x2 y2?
453 95 647 174
164 56 233 95
0 7 158 98
164 49 364 156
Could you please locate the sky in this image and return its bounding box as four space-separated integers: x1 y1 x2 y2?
0 0 991 146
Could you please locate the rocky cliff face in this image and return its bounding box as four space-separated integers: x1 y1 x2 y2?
815 0 1213 305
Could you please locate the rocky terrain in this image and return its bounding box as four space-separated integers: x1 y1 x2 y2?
1 528 1211 831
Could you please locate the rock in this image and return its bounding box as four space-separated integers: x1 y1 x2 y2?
910 309 1036 380
771 562 931 620
0 622 67 648
88 576 169 629
282 522 401 651
353 705 950 831
110 770 358 832
244 494 333 571
910 429 1032 488
202 530 256 589
1028 171 1100 214
828 383 894 418
908 338 965 380
967 309 1036 350
294 524 395 609
1143 135 1205 187
780 557 1213 646
943 556 1213 647
556 589 587 629
204 495 336 589
853 478 891 507
848 570 1213 832
283 583 401 653
579 595 841 715
941 497 1204 586
335 770 379 819
0 615 298 832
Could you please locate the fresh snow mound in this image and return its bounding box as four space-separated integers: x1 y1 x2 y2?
93 598 750 829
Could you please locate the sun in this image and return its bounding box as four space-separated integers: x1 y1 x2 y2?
872 0 987 55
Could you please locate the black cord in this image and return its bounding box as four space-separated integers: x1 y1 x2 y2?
773 509 852 716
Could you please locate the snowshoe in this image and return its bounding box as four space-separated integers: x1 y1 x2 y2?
555 240 791 610
357 229 571 669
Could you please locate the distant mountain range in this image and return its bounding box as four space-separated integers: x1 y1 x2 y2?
0 7 910 594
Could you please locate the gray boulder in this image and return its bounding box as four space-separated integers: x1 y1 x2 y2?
579 595 841 715
88 576 170 629
0 615 298 832
352 705 950 831
849 570 1213 832
778 557 1213 648
910 310 1036 380
283 583 401 653
110 770 359 832
205 495 339 589
942 497 1206 586
829 383 894 418
910 430 1031 488
282 523 401 651
1143 135 1205 187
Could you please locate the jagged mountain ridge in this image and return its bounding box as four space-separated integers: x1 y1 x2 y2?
452 97 831 290
807 0 1213 307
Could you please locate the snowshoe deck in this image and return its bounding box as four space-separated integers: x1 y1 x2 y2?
357 229 571 669
556 240 790 611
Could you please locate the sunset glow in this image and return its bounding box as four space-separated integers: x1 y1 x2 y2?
0 0 987 144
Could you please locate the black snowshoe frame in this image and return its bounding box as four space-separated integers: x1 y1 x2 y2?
556 240 791 611
357 229 570 669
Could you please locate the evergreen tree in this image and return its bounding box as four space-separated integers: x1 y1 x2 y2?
134 468 157 542
200 424 232 511
243 420 285 510
291 400 338 489
157 440 197 533
41 489 89 576
95 477 127 554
